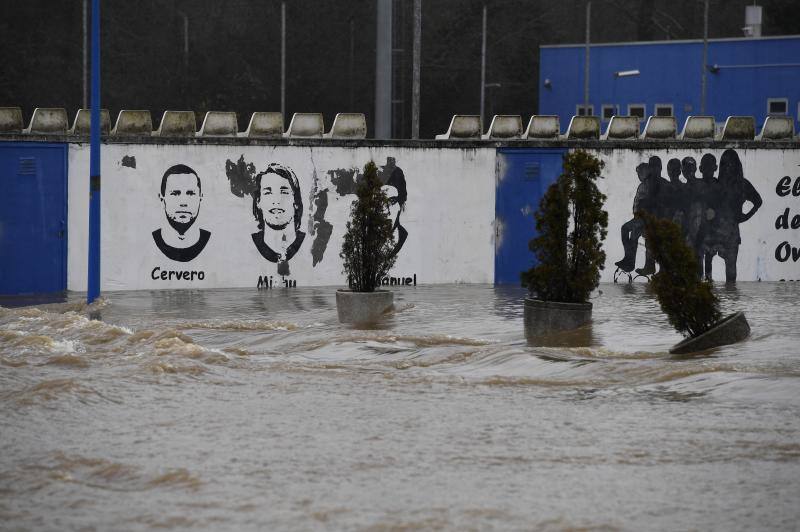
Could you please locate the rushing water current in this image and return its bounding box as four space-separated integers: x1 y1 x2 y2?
1 283 799 531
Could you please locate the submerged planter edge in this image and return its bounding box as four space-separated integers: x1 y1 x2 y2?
523 297 593 340
336 289 394 324
669 311 751 354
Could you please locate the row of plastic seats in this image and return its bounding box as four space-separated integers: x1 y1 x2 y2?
0 108 367 139
436 114 797 141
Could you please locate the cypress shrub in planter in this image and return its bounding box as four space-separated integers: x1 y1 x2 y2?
521 150 608 339
337 161 397 324
641 213 750 354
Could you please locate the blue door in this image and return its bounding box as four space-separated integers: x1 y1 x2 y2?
495 148 566 284
0 142 68 295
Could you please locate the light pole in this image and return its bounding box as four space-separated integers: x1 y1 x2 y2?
584 0 591 113
480 4 487 127
700 0 709 114
281 1 286 122
87 0 101 304
411 0 421 139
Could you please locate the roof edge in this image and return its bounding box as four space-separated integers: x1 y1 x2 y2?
540 34 800 50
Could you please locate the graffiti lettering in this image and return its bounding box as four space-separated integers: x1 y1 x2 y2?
151 267 205 281
380 274 417 286
256 275 296 288
776 175 800 197
775 241 800 262
775 208 800 230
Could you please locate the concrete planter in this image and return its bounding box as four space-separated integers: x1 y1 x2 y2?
669 311 750 354
523 298 593 341
336 289 394 324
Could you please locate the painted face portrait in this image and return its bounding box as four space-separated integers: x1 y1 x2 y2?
258 171 295 228
382 184 402 223
379 159 408 257
161 172 202 235
250 163 306 272
152 164 210 263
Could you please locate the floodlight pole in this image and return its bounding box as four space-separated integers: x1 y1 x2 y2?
87 0 101 304
480 4 487 128
411 0 421 139
82 0 88 109
584 0 591 112
281 1 286 122
700 0 709 114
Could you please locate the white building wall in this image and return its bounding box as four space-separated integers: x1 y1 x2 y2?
67 144 497 290
592 147 800 282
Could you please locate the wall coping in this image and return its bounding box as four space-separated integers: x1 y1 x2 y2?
0 133 798 151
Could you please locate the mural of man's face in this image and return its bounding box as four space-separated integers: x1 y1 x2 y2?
161 172 201 235
259 172 294 228
381 184 401 224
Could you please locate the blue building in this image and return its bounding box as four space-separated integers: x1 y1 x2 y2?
539 35 800 133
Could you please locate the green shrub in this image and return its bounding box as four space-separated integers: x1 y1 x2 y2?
340 161 397 292
641 213 722 337
521 150 608 303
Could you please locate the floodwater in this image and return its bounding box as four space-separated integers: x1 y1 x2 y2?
1 283 799 531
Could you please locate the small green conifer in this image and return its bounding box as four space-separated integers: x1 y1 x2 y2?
340 161 397 292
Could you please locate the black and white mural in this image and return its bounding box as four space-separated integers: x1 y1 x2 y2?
70 143 800 290
152 164 211 262
602 147 799 283
614 149 762 281
250 164 306 275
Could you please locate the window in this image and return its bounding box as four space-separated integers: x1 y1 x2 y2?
654 104 673 117
768 98 788 115
628 104 646 121
576 104 594 117
601 105 616 121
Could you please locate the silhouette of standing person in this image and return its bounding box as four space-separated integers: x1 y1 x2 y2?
663 157 686 228
635 156 664 276
703 149 762 282
615 160 658 273
696 153 720 279
681 156 705 276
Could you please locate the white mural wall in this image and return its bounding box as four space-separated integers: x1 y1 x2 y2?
593 148 800 283
67 144 497 290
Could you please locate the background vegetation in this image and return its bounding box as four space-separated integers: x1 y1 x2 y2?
3 0 799 138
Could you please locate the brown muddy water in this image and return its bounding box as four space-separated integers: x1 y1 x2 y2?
1 283 799 531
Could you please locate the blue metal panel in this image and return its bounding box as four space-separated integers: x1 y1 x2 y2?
495 148 566 285
0 142 68 295
539 36 800 132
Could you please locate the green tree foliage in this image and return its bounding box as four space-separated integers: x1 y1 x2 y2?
340 161 397 292
522 150 608 303
642 213 722 338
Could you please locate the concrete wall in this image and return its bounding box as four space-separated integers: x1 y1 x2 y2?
8 138 794 291
591 147 800 283
67 144 496 290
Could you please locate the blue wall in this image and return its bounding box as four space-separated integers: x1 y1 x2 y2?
539 36 800 132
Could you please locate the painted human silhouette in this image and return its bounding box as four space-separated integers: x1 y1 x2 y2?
616 150 762 283
614 159 660 274
700 149 762 282
251 163 305 276
152 164 210 262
